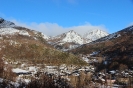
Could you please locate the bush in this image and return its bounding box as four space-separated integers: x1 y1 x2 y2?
0 54 16 81
27 75 56 88
119 64 128 71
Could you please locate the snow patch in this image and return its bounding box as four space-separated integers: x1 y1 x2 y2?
0 78 3 83
28 66 37 72
0 28 30 37
12 68 29 73
105 33 120 40
41 33 49 40
82 57 89 63
19 30 30 36
90 51 99 56
0 28 19 35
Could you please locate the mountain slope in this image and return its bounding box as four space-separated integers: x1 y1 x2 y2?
0 17 109 51
0 17 86 66
71 25 133 71
84 29 109 43
48 30 108 51
62 30 84 44
48 30 85 51
50 30 84 44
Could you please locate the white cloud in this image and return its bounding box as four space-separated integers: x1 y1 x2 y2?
11 19 108 37
67 23 108 36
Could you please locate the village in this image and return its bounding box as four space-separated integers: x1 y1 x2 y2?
8 54 133 88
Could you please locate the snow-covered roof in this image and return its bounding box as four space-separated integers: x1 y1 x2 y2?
12 68 29 73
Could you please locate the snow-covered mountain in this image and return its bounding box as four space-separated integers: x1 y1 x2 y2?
48 30 85 51
48 29 108 51
50 30 84 44
0 17 109 51
71 25 133 71
49 29 108 45
61 30 84 44
84 29 109 43
0 17 49 41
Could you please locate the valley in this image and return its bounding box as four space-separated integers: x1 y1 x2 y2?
0 17 133 88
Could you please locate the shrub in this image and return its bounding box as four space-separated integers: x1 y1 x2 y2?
27 74 71 88
0 53 16 81
119 64 128 71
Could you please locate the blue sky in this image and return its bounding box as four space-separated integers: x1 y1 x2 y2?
0 0 133 36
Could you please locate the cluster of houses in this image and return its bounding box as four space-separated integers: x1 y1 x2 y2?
11 61 133 88
5 53 133 87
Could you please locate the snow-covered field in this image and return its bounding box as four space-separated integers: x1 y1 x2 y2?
0 28 30 36
0 28 19 35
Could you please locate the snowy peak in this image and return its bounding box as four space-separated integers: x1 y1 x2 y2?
48 29 109 51
48 30 84 51
67 30 75 33
63 29 109 44
62 30 84 44
54 30 84 44
0 17 15 28
84 29 109 42
66 30 77 34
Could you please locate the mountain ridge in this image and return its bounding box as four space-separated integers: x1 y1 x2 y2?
70 25 133 71
0 17 86 66
0 17 109 51
48 29 109 51
83 29 109 43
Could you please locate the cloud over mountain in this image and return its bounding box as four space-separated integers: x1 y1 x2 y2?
11 19 108 37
